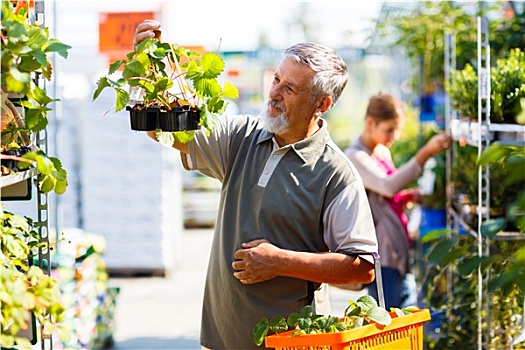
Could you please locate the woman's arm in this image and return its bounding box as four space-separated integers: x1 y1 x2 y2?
347 148 422 198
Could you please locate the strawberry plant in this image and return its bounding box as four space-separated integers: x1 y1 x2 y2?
1 1 71 347
0 205 69 349
253 295 410 347
1 0 70 195
93 36 239 146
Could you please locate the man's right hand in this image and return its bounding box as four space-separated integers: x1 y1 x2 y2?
133 20 161 46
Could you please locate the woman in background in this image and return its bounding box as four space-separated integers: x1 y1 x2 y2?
345 94 452 308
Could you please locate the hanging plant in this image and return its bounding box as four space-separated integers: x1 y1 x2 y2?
93 36 239 147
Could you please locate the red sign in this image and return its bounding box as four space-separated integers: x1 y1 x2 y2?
99 12 155 62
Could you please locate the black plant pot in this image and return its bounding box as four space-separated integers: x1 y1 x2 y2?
158 106 201 132
1 146 32 172
126 105 158 131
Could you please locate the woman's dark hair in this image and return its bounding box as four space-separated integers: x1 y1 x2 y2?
366 94 404 121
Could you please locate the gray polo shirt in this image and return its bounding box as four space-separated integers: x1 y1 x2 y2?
182 114 377 350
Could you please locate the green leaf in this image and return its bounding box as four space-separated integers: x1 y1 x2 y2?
157 131 174 148
24 107 49 132
298 318 312 330
154 76 173 91
108 60 125 75
172 131 195 144
31 85 55 106
440 245 469 267
45 41 71 58
457 256 481 276
200 52 224 79
269 316 287 333
287 312 302 327
35 154 54 175
115 88 131 112
300 305 313 318
39 174 56 193
365 307 392 326
480 218 505 239
478 144 513 166
252 317 269 346
420 228 452 244
427 237 458 264
221 81 239 99
193 77 221 97
185 60 202 80
356 294 378 309
54 179 67 195
93 77 111 100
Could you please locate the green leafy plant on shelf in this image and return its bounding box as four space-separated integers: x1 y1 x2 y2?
1 0 70 194
1 1 71 348
422 225 524 349
421 143 525 350
373 2 523 99
0 205 70 349
445 48 525 124
252 295 415 347
93 36 239 147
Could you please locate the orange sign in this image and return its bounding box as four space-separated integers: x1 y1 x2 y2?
99 12 155 62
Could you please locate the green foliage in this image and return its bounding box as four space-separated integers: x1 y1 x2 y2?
343 295 392 329
1 0 71 132
452 143 525 232
93 37 239 144
252 295 406 347
1 0 70 194
445 63 478 119
446 49 525 123
424 142 525 348
0 205 69 348
373 2 504 92
423 232 524 350
1 3 70 347
377 2 524 86
19 149 68 195
491 49 525 123
478 142 525 232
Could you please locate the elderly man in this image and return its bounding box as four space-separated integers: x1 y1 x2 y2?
133 20 378 350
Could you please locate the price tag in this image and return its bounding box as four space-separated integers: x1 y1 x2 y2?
478 68 490 99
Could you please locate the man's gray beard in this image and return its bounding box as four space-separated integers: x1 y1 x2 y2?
259 102 290 134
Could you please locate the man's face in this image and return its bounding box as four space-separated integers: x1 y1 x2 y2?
260 58 318 135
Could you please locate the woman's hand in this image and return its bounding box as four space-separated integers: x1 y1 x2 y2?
415 132 452 166
426 132 453 156
133 19 161 46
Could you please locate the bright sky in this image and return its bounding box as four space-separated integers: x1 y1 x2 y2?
159 1 386 51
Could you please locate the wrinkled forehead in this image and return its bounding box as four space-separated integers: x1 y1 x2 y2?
275 58 315 84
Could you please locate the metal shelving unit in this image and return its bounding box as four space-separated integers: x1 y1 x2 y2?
445 16 525 350
1 1 51 349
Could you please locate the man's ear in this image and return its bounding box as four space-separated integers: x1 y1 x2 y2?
316 96 333 117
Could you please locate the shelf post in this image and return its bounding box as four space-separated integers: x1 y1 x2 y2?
476 16 491 350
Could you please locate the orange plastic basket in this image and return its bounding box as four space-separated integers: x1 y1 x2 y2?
264 309 431 350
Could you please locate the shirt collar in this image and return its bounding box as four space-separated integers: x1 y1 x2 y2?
256 119 331 163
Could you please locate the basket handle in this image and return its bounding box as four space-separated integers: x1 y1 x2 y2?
341 250 385 309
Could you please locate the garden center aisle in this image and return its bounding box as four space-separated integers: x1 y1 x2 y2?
109 228 366 350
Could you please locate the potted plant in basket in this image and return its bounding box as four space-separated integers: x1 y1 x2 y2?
92 36 239 147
